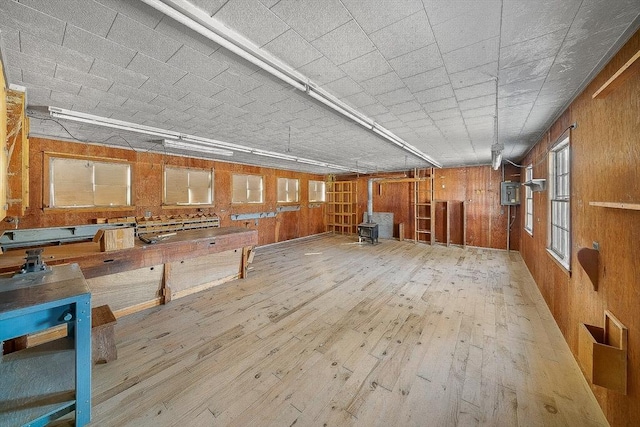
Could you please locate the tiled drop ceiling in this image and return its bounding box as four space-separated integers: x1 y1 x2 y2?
0 0 638 173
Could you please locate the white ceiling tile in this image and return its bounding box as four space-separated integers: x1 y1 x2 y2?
79 85 127 106
311 20 376 66
188 0 228 16
414 83 454 104
150 95 191 112
442 37 499 74
89 60 148 88
341 0 424 34
154 16 220 56
49 90 99 110
323 76 363 98
127 53 187 86
263 29 323 69
389 100 423 116
498 76 545 98
388 44 443 78
212 88 255 108
429 108 461 121
376 87 414 107
454 80 495 101
4 48 56 77
499 57 555 86
19 0 116 37
210 70 262 94
107 14 181 62
167 45 228 81
209 48 262 76
422 96 457 113
296 56 346 85
501 0 580 47
498 93 537 108
123 98 163 115
430 0 501 53
270 0 352 42
55 65 112 92
449 62 498 89
359 103 389 118
140 78 188 100
108 82 156 103
339 50 393 83
458 94 495 111
244 84 291 105
343 92 377 108
94 0 165 28
23 70 81 94
0 0 65 44
20 32 94 73
402 67 449 93
63 24 136 67
242 100 280 115
461 105 495 119
174 74 225 98
214 0 289 47
359 72 405 95
500 29 565 69
370 10 435 60
395 108 429 122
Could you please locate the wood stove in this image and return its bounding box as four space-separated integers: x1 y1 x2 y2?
357 222 378 244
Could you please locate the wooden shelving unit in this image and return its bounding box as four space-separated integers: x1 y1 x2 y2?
413 168 434 244
326 180 358 235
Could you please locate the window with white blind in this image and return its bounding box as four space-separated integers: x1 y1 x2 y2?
309 180 326 202
548 137 570 269
524 165 533 234
232 174 263 203
164 167 213 205
49 156 131 208
277 177 299 203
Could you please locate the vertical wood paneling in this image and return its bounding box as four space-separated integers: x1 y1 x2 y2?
519 30 640 427
0 61 6 221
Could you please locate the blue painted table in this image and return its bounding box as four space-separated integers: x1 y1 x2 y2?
0 263 91 426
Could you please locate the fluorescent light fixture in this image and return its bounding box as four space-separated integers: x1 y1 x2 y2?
47 106 363 172
161 139 233 156
141 0 441 168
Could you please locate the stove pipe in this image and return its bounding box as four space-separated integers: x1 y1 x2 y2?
367 178 374 223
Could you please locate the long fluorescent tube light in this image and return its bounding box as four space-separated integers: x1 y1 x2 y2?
142 0 441 168
161 139 233 156
47 106 363 172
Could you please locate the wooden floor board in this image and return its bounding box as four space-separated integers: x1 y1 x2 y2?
84 235 607 426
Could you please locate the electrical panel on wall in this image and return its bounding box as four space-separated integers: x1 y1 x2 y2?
500 182 521 206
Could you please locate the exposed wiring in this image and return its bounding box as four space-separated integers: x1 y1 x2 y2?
39 116 139 152
503 123 576 168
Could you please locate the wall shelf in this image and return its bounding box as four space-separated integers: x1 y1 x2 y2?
592 49 640 99
523 179 546 192
589 201 640 211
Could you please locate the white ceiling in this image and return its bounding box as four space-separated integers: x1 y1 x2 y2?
1 0 638 174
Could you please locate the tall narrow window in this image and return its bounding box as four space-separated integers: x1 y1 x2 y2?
164 167 213 205
309 180 326 202
232 174 263 203
548 137 570 269
524 165 533 234
277 177 299 203
49 156 131 208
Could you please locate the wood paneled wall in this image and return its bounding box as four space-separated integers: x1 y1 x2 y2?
348 165 520 250
519 30 639 427
3 137 325 246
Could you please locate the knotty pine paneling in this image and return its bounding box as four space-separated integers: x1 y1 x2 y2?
519 30 639 427
4 137 325 247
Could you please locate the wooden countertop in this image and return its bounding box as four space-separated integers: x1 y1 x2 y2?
0 227 257 279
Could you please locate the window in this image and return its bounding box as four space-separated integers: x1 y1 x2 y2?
309 180 326 202
232 174 263 203
49 156 131 208
524 165 533 234
277 177 299 203
164 167 213 205
548 137 570 269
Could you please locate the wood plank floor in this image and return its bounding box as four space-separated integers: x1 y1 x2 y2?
84 234 607 426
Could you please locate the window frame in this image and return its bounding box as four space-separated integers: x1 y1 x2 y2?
44 152 133 210
163 165 214 207
308 180 326 203
524 164 533 235
232 173 264 204
277 177 299 204
547 137 571 270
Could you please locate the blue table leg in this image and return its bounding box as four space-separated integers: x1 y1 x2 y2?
74 297 92 426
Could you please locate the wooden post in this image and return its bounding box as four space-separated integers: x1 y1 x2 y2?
398 223 404 241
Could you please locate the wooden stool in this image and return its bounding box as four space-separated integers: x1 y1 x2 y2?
92 305 117 364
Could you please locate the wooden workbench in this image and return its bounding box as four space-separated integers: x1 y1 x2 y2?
0 227 257 318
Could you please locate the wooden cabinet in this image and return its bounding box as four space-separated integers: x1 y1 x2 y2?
326 180 358 234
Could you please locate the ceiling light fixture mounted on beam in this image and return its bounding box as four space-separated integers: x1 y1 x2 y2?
140 0 441 168
46 107 363 173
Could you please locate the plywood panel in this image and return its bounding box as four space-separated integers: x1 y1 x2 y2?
519 30 640 427
0 61 7 222
87 265 164 312
5 89 28 216
166 249 242 296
